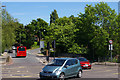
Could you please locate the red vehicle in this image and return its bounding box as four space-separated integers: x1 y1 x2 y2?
16 46 27 57
76 57 91 69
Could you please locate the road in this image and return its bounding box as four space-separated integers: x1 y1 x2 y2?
2 48 45 78
1 48 119 80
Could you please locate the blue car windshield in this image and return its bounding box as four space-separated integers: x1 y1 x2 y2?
47 59 66 66
79 58 88 61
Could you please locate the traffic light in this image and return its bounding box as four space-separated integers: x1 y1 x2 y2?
52 40 55 48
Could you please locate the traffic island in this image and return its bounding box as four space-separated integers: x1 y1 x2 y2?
6 56 13 64
0 52 13 65
36 53 54 65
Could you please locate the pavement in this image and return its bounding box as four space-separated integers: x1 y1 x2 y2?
36 53 54 65
93 62 118 66
0 52 12 64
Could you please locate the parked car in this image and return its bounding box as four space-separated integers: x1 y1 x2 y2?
8 50 13 53
76 57 91 69
40 58 82 80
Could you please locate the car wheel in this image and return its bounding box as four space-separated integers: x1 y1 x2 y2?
77 70 82 78
59 73 65 80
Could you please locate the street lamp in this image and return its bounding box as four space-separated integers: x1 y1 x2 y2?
1 5 6 15
0 5 6 56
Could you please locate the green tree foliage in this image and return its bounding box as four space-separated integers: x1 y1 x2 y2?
50 9 59 24
69 15 79 24
55 16 72 26
33 18 48 40
24 24 35 49
113 14 120 55
24 18 48 48
15 23 26 46
2 9 19 52
76 2 117 58
68 44 87 54
46 17 87 54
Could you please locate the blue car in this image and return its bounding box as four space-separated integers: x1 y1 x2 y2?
40 58 82 80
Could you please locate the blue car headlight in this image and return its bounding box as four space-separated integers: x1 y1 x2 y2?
53 69 61 75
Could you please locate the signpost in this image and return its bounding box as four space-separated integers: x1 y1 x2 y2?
109 40 112 44
109 40 113 62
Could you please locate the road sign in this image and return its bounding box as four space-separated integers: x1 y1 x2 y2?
109 40 113 44
40 41 44 49
109 44 113 50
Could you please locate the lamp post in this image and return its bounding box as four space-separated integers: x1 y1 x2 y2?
2 5 6 16
1 5 6 56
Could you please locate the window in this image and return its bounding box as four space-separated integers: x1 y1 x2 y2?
18 47 25 51
70 59 78 65
65 60 73 66
72 59 78 64
79 58 88 61
47 59 66 66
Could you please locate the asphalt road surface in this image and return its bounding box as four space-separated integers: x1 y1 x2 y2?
2 48 119 80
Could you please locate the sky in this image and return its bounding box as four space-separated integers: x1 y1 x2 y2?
1 1 119 25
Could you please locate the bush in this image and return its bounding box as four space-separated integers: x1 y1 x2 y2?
112 57 118 63
32 42 38 47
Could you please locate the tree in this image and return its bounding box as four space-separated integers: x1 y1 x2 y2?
55 16 72 26
46 17 87 55
15 23 26 46
50 9 59 24
112 14 120 55
29 18 48 43
24 18 48 48
24 24 35 49
75 2 117 60
2 9 19 52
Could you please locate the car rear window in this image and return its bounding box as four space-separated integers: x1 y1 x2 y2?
79 58 88 61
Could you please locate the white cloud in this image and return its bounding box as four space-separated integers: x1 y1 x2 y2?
1 0 120 2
